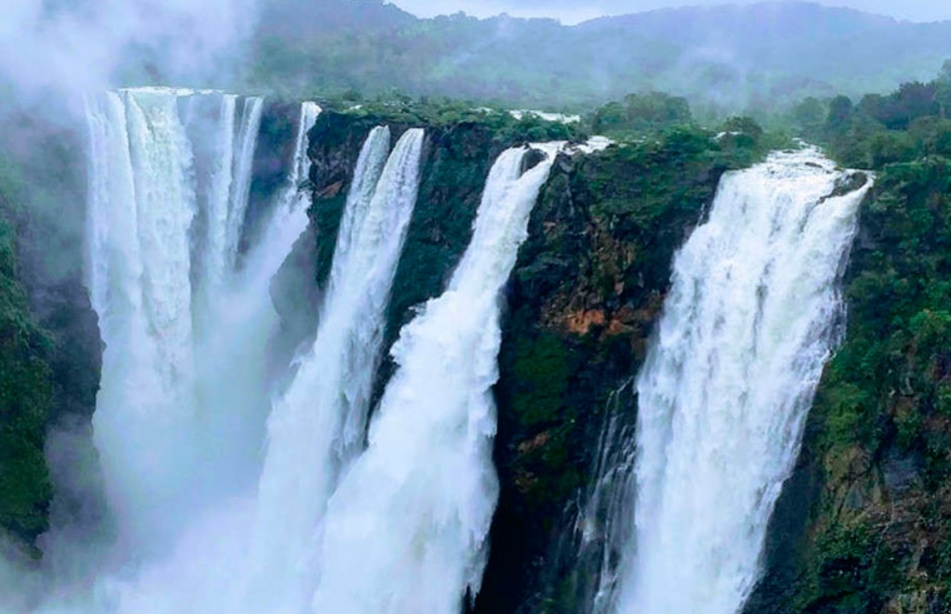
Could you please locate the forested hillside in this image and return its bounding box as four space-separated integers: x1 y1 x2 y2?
248 0 951 111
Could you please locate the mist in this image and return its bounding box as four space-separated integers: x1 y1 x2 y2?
0 0 258 106
1 1 951 614
389 0 951 24
0 1 266 612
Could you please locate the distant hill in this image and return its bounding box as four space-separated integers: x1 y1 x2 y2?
249 0 951 111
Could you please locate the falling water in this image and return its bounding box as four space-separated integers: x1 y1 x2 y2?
67 89 337 614
245 126 424 613
310 144 558 614
186 93 236 300
243 101 321 282
572 380 638 614
87 87 203 547
614 148 871 614
84 85 324 555
191 100 319 496
225 97 265 269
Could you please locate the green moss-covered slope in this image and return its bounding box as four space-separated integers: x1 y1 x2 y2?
0 212 53 547
0 125 102 555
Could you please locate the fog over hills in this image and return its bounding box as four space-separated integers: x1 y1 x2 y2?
391 0 951 23
251 0 951 111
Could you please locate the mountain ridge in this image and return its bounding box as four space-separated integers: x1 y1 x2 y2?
250 0 951 115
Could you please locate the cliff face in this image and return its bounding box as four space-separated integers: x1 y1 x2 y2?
0 122 102 555
748 158 951 614
294 109 757 614
479 132 737 614
0 214 54 549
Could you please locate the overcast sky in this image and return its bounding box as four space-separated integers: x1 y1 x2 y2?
387 0 951 24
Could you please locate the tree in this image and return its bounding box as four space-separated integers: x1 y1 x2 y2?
591 92 693 136
936 59 951 119
792 97 827 139
826 95 854 134
939 59 951 85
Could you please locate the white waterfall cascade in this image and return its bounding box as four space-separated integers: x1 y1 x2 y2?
88 87 205 547
615 148 872 614
191 100 321 497
90 101 334 614
310 144 559 614
184 94 264 313
245 126 425 614
574 381 638 614
243 101 322 284
81 88 322 606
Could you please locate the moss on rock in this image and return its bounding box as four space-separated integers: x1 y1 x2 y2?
0 217 54 547
477 128 755 614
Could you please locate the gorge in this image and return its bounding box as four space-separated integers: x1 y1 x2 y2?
0 81 937 614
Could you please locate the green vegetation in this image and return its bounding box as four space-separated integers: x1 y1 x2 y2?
590 92 692 136
0 110 101 556
480 120 778 614
747 64 951 614
321 96 586 143
509 333 570 431
250 0 951 112
0 161 54 549
786 61 951 170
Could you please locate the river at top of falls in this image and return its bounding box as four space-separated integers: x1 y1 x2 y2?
598 147 872 614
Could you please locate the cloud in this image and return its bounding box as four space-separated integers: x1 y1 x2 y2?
388 0 951 24
0 0 259 109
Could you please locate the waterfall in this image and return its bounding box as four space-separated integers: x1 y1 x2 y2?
71 99 873 614
244 101 321 282
573 381 638 614
187 93 236 301
73 90 333 614
181 94 264 318
226 97 265 270
87 87 203 546
84 86 322 553
612 148 871 614
245 126 424 613
190 100 319 497
310 144 558 614
80 86 604 614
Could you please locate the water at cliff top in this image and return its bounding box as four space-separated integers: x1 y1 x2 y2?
610 148 871 614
